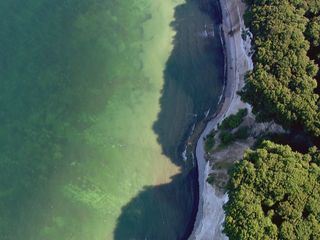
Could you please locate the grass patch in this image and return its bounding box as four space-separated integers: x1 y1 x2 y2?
213 161 234 170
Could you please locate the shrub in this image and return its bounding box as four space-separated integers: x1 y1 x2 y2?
206 174 215 185
219 109 248 130
220 131 235 146
204 131 216 153
234 126 249 139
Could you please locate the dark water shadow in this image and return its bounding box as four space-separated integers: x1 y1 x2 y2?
114 0 223 239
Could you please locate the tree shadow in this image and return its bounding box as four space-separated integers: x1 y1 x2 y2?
114 0 223 239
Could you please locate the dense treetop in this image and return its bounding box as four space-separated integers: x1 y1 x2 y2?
222 1 320 239
241 0 320 136
224 141 320 240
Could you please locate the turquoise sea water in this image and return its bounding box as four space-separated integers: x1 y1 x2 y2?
0 0 223 239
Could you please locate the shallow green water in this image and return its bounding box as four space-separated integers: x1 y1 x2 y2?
0 0 223 239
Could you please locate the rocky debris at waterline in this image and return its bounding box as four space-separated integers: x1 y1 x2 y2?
189 0 253 239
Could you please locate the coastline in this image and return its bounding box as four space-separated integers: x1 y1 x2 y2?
189 0 253 239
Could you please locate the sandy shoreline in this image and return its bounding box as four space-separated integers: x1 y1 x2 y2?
189 0 253 239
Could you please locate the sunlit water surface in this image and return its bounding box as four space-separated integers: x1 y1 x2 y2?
0 0 223 239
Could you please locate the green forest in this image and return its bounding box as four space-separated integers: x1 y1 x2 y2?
224 141 320 239
224 0 320 239
241 0 320 136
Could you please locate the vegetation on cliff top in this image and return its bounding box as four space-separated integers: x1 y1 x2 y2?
240 0 320 136
223 1 320 239
224 141 320 240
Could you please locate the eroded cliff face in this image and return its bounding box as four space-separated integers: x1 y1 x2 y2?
189 0 254 239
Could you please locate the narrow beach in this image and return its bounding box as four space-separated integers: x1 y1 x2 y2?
189 0 253 239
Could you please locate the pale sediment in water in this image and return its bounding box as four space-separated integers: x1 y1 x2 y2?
0 0 225 239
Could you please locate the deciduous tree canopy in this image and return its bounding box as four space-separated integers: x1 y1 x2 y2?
222 1 320 239
241 0 320 136
224 141 320 240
